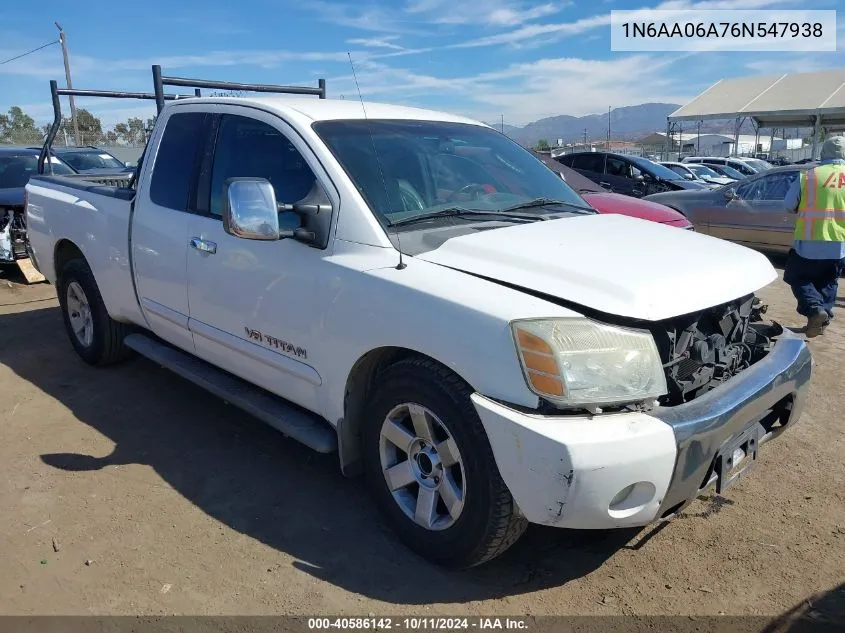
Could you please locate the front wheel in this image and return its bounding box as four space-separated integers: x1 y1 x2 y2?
57 258 131 366
362 357 527 569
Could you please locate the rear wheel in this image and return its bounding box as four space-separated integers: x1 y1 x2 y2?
57 258 131 366
362 357 527 569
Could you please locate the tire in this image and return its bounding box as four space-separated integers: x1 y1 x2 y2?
57 258 131 366
362 356 527 569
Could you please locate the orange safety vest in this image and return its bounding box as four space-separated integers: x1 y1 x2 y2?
794 163 845 243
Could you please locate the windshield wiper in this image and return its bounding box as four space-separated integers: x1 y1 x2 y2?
500 197 596 214
388 207 541 227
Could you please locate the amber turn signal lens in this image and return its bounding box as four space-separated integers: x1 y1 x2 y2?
516 329 554 355
527 371 564 396
514 325 565 398
521 350 559 374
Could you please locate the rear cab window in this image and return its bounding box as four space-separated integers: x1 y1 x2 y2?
149 112 210 211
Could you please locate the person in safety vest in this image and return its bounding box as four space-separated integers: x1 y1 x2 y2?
783 135 845 337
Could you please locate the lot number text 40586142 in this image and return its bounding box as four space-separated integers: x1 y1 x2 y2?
307 618 529 630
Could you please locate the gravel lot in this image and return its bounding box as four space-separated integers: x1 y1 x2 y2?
0 261 843 624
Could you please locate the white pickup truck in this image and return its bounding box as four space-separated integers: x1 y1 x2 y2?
25 70 813 569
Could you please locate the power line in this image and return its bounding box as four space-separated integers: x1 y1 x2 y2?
0 39 59 66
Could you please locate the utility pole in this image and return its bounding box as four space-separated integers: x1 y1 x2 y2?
501 114 504 134
583 127 587 149
55 22 80 145
606 106 611 150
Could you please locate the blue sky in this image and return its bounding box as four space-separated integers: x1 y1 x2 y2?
0 0 842 130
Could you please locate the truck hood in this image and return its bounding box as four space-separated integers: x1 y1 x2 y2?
415 213 777 321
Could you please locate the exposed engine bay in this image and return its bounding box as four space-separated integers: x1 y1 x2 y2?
649 294 774 407
0 208 27 264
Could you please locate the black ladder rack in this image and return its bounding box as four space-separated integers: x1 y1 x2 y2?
151 64 326 113
37 65 327 175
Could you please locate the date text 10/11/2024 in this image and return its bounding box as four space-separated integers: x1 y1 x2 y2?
307 618 529 630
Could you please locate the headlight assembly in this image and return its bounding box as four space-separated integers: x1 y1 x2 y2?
511 318 668 408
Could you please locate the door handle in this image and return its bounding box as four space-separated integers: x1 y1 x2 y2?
599 181 612 189
190 237 217 254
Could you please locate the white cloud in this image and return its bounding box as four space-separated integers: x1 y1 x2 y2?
405 0 565 27
306 1 425 33
319 53 693 125
347 36 407 51
451 0 797 49
306 0 568 31
744 53 842 75
12 99 158 129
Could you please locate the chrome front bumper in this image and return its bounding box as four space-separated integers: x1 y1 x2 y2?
653 325 813 517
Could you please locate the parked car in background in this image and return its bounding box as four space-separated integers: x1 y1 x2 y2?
530 152 693 229
661 161 733 186
684 162 737 184
681 156 771 176
643 164 813 253
704 162 748 181
1 147 75 265
35 145 133 174
555 151 711 198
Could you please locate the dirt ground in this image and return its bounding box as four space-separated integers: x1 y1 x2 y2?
0 260 843 621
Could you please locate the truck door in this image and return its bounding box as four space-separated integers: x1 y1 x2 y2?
185 108 336 413
132 110 210 352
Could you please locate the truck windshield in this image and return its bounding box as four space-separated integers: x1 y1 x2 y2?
312 119 593 226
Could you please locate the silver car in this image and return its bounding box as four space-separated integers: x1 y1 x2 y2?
643 164 814 253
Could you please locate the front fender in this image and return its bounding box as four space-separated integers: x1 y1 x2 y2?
314 254 582 426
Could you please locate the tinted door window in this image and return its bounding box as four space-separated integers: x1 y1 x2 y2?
605 157 633 179
209 115 317 217
735 178 760 200
556 154 574 167
571 153 604 173
149 112 209 211
728 160 757 176
750 171 798 200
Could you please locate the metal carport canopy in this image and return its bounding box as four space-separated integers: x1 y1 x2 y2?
667 69 845 129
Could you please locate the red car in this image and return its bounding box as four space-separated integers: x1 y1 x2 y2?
531 151 693 230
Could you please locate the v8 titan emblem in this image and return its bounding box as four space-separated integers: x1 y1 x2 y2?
245 327 307 360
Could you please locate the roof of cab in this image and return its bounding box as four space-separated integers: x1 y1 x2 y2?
165 95 491 128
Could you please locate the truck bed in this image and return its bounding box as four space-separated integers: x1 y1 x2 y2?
32 173 136 199
25 174 144 325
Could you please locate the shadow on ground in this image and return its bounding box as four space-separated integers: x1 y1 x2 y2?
1 305 636 604
762 582 845 632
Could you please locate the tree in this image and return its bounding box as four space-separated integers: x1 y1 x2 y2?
114 117 143 145
71 108 104 145
535 138 550 151
0 106 40 143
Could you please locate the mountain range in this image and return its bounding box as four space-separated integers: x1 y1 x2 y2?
491 103 761 146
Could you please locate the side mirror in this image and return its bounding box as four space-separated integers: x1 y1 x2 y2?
724 188 739 200
222 178 280 241
125 161 136 168
634 173 645 181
